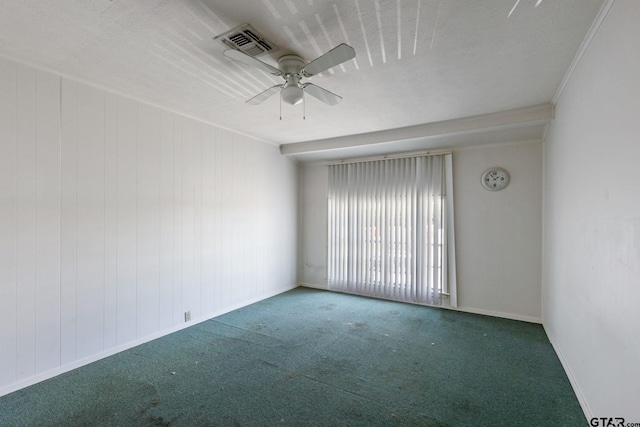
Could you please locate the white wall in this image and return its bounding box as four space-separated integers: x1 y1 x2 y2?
298 163 328 287
0 57 298 396
543 0 640 419
453 142 542 321
298 141 542 322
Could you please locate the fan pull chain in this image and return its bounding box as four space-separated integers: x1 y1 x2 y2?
303 92 306 120
279 95 282 120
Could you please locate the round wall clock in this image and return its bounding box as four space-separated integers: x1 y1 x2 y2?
481 167 510 191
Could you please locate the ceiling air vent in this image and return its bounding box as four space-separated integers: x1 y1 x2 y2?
214 24 277 58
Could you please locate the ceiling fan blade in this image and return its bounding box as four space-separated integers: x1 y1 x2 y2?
223 49 282 76
303 83 342 106
247 85 283 105
301 43 356 77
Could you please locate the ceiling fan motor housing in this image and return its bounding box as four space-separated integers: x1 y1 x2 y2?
278 55 306 105
278 55 305 74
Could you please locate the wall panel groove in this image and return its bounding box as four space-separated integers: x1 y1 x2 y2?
0 58 18 386
15 64 37 380
34 70 61 373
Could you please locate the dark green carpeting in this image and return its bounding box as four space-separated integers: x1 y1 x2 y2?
0 288 585 426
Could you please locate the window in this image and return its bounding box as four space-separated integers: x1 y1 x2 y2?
327 154 456 306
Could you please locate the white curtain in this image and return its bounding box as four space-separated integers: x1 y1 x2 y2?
327 154 457 307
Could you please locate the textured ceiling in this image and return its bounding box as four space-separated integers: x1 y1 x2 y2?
0 0 604 157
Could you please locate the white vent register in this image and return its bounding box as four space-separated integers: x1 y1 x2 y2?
214 24 277 57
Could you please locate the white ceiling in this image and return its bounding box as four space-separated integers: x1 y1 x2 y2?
0 0 604 161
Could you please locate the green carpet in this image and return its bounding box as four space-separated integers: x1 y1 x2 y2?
0 288 585 426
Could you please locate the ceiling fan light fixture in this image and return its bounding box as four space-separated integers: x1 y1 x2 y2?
281 85 304 105
223 43 355 111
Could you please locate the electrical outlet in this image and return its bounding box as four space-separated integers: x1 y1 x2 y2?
184 311 191 322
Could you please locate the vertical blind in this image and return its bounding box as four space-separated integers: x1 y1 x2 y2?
327 154 456 306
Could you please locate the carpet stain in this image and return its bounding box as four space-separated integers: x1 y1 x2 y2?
141 397 178 426
145 414 171 426
221 415 242 426
251 323 267 331
453 398 481 415
392 413 449 427
261 360 279 369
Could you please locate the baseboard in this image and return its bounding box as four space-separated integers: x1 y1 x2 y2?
0 284 296 399
448 306 542 324
299 282 329 290
299 283 541 324
544 326 593 421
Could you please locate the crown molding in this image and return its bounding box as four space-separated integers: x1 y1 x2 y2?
551 0 616 104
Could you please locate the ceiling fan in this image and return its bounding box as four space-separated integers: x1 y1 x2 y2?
223 43 356 112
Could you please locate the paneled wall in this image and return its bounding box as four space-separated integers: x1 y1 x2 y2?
0 57 297 395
